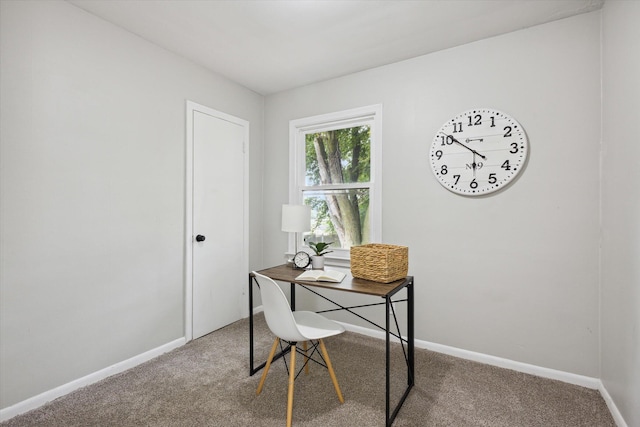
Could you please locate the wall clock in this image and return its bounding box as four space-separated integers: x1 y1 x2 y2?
430 108 528 196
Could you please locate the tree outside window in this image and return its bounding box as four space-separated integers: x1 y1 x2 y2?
290 105 381 260
304 126 371 249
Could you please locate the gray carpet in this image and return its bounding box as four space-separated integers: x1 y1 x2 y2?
2 314 615 426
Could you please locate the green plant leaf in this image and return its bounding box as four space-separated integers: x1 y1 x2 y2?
308 241 334 256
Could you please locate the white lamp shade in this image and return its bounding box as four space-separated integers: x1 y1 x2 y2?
281 204 311 232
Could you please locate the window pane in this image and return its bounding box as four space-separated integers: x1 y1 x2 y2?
305 126 370 186
303 189 370 250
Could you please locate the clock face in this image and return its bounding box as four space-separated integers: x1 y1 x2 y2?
430 108 528 196
293 251 311 269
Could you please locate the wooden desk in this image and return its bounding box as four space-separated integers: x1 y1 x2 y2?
249 265 414 426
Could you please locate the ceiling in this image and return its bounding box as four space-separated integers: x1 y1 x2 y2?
68 0 604 95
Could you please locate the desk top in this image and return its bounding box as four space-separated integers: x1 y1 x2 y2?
252 264 412 298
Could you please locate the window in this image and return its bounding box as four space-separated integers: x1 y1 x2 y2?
289 105 382 263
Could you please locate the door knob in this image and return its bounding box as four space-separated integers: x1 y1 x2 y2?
195 234 206 242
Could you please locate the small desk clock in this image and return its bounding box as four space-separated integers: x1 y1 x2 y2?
430 108 528 196
293 251 311 269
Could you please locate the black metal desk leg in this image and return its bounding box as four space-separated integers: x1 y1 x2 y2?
385 295 391 426
249 275 254 376
385 282 414 426
408 280 415 387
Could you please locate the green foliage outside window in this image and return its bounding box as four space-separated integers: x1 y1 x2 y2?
304 126 371 249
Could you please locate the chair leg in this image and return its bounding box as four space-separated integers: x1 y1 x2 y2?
302 341 309 375
319 339 344 403
256 338 279 396
287 344 296 427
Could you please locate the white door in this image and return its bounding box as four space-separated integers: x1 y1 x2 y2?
188 103 247 340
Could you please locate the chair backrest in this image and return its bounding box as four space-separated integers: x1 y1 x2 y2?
252 272 306 342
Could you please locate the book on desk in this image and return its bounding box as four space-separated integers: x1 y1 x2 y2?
295 269 346 283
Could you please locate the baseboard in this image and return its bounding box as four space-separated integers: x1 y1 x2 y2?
598 381 629 427
0 337 186 422
339 321 601 389
13 314 620 425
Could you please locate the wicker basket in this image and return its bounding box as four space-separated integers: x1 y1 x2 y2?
350 244 408 283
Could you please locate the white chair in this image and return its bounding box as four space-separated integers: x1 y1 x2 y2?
252 272 345 427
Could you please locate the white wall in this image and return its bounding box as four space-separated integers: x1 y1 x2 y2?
601 1 640 426
0 0 263 409
3 1 637 424
265 12 602 377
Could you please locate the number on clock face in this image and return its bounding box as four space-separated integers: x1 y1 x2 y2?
430 108 528 196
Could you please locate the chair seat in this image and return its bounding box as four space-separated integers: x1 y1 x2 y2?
293 311 345 341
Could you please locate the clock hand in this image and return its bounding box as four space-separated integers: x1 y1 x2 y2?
455 137 486 160
441 132 487 160
472 152 477 177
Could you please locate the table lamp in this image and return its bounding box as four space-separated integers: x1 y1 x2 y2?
282 204 311 260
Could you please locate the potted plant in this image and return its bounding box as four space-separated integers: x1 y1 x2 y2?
308 241 333 270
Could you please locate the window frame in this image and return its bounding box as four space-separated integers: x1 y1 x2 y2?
288 104 382 266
